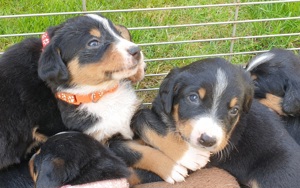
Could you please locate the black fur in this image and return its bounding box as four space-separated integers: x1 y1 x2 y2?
30 132 129 188
246 48 300 145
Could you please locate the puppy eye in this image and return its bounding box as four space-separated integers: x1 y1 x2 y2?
229 106 239 116
88 40 101 47
188 93 200 104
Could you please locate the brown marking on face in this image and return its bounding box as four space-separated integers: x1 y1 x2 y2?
29 149 40 183
127 167 141 186
68 44 138 85
114 25 131 41
89 28 101 38
173 105 193 141
127 141 186 181
128 61 145 83
198 88 206 100
173 104 180 123
177 120 194 142
52 158 65 168
229 97 238 108
259 93 285 116
143 128 189 163
251 74 258 80
216 116 240 152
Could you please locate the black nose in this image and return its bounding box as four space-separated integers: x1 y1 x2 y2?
198 133 217 147
128 46 141 60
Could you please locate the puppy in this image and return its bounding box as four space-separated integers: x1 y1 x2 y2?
245 48 300 144
133 58 300 187
29 131 129 188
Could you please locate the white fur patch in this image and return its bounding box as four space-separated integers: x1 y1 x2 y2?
246 52 275 72
190 116 224 152
58 81 139 141
211 69 228 116
82 82 138 141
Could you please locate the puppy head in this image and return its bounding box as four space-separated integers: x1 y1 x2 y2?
155 58 253 153
246 48 300 115
38 14 145 89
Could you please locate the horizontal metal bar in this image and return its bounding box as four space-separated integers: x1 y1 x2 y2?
145 73 168 77
144 48 300 62
129 16 300 30
1 16 299 38
1 0 299 19
136 88 159 92
139 33 300 46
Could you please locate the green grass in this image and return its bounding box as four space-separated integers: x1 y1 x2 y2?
1 0 300 102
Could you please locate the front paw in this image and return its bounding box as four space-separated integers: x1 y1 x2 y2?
164 163 188 184
176 145 211 171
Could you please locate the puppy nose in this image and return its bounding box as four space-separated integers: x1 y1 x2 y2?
128 46 141 60
198 133 216 147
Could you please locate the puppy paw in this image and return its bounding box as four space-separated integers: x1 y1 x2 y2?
176 145 211 171
164 164 188 184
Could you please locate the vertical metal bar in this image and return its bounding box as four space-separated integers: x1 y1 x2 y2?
82 0 87 11
229 0 240 61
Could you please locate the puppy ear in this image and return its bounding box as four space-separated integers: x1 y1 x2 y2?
282 80 300 115
158 68 181 114
35 157 70 188
38 44 69 85
241 70 254 113
114 24 132 41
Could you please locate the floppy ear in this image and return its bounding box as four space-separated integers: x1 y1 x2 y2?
38 43 69 85
114 24 132 41
282 80 300 115
158 68 181 114
35 157 70 188
241 70 254 113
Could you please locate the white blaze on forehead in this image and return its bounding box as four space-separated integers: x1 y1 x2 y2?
211 68 228 116
86 14 134 45
245 52 275 72
86 14 121 40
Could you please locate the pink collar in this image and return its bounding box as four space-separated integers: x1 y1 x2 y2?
41 32 50 50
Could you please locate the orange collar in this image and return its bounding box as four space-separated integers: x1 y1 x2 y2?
56 84 119 105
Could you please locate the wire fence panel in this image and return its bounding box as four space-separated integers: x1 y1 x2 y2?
1 1 300 104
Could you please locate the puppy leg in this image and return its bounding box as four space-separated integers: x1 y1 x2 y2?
131 108 210 171
109 139 188 185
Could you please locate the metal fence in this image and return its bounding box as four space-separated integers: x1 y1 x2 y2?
1 0 300 104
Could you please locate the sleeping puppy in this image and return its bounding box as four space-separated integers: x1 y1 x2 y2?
29 132 129 188
245 48 300 144
132 58 300 187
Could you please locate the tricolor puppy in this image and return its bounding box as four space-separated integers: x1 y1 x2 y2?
0 13 143 169
29 132 129 188
245 48 300 144
135 58 300 187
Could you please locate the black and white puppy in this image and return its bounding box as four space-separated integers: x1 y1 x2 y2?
134 58 300 187
245 48 300 144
